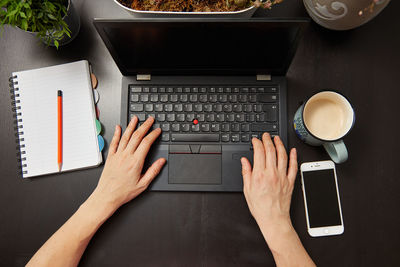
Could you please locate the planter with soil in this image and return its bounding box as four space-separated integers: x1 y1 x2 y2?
115 0 280 18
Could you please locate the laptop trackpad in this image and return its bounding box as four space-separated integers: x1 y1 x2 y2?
168 154 222 184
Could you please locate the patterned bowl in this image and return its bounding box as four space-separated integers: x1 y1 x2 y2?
303 0 391 30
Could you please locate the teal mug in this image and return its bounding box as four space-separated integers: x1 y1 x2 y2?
294 91 355 163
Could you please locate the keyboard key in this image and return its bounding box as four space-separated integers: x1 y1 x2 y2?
199 95 208 103
130 104 143 112
201 123 210 132
244 104 252 112
181 124 190 132
200 87 207 93
186 114 195 122
143 87 150 93
150 87 157 93
241 133 250 142
249 95 257 102
240 87 249 93
166 87 173 93
176 114 185 122
183 104 193 112
257 87 265 93
131 113 146 121
223 104 232 112
156 113 166 122
217 87 224 93
130 86 142 93
184 87 191 93
231 134 240 142
140 95 149 102
170 95 178 102
208 87 216 93
218 95 228 102
159 94 168 102
175 87 183 93
241 124 250 132
246 114 255 122
224 87 232 93
231 123 240 132
235 114 245 122
191 124 200 132
155 104 163 112
226 114 235 122
150 94 159 102
213 104 222 112
180 94 188 102
189 94 198 102
209 95 217 102
147 114 155 120
228 95 237 103
161 123 170 132
152 123 160 130
164 104 173 112
174 104 183 112
145 104 153 112
216 114 225 122
251 123 278 132
171 124 180 132
263 104 278 122
251 133 259 139
166 114 175 122
250 87 257 93
233 104 242 112
239 95 247 102
254 104 263 112
266 87 278 93
162 133 170 141
194 104 203 112
171 134 219 142
131 94 139 102
204 104 212 112
192 87 199 93
206 114 215 122
256 113 265 122
211 124 220 132
197 114 205 122
233 87 240 93
257 94 278 103
159 87 166 93
221 133 230 142
221 123 230 132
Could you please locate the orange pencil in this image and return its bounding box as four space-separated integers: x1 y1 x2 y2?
57 90 63 172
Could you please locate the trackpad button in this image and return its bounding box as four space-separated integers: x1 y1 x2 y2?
168 154 222 184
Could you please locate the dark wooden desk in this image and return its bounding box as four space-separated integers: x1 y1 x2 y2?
1 0 399 266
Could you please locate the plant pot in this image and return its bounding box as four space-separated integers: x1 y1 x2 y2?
23 0 80 47
113 0 257 18
303 0 391 30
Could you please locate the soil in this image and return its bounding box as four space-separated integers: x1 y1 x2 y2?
118 0 253 12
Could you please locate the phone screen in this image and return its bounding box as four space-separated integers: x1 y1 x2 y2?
303 169 342 228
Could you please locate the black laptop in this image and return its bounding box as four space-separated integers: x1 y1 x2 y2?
94 18 308 192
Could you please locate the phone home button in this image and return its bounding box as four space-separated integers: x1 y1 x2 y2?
324 229 329 234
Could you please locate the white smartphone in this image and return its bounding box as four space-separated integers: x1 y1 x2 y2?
300 160 344 237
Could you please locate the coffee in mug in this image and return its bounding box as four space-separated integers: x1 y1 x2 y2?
294 91 355 163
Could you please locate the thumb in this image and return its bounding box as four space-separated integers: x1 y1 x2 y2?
138 158 167 189
241 157 252 188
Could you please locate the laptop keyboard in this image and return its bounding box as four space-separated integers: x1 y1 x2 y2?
128 85 279 143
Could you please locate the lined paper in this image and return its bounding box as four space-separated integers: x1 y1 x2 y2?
13 60 102 178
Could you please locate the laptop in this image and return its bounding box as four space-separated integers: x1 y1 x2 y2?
94 18 309 192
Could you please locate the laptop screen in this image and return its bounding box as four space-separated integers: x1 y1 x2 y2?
94 19 308 76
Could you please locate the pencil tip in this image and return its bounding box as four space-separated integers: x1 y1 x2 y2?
58 164 62 172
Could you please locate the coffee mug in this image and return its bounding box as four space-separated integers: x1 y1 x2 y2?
294 91 355 163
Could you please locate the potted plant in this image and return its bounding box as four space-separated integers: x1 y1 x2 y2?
115 0 283 17
0 0 80 48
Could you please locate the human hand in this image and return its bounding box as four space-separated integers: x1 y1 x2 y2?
241 133 298 236
91 116 166 211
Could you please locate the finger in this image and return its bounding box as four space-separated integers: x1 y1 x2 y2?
126 116 155 153
287 148 298 186
262 132 277 169
117 116 138 152
241 157 252 188
274 136 288 173
138 158 167 189
252 137 266 171
133 128 162 168
108 125 121 156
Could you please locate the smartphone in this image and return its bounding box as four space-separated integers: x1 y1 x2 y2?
300 160 344 237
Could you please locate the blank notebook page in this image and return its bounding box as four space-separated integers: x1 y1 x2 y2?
13 61 102 178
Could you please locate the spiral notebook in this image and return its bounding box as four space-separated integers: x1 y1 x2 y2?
10 60 103 178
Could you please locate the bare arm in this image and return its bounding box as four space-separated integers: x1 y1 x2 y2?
241 133 315 267
27 116 165 267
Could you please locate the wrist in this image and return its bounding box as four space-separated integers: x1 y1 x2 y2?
256 217 297 251
81 191 119 223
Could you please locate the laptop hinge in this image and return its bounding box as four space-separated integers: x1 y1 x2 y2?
256 74 271 81
136 74 151 81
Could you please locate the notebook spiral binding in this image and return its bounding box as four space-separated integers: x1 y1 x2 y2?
9 75 28 176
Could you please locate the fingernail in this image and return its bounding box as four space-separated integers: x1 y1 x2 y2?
115 125 118 131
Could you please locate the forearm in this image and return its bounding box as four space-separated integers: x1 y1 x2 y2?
27 193 117 267
257 219 316 267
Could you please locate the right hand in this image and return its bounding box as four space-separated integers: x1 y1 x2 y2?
241 133 298 235
91 116 166 211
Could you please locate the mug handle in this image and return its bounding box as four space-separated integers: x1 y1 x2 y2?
323 140 348 164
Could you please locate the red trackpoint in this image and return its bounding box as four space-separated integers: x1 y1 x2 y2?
193 119 199 125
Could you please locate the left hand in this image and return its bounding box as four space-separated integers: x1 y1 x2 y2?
91 116 166 211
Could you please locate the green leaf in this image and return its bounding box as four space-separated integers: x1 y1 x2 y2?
47 13 56 20
54 39 59 49
20 12 26 18
21 18 27 30
6 9 17 17
0 0 9 8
